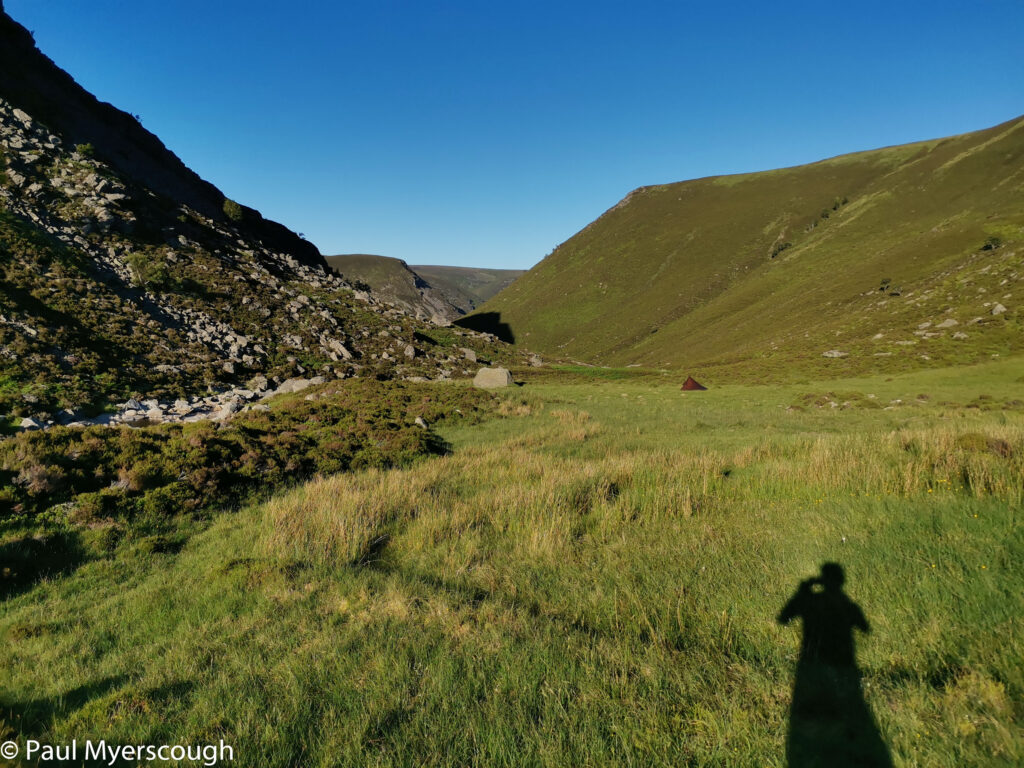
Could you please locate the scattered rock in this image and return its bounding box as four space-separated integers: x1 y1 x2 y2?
992 303 1007 315
213 399 242 421
459 347 477 363
935 318 958 328
20 417 40 430
821 350 848 358
414 416 428 429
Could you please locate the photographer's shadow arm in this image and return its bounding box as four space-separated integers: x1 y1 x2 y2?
777 579 814 625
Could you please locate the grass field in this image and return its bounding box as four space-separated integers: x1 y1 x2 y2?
2 359 1022 766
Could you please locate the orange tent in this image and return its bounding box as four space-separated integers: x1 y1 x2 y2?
681 376 707 391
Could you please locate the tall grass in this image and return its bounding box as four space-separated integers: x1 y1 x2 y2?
262 422 1022 571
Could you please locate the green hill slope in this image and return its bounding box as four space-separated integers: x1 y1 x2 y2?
411 265 525 313
324 254 461 323
474 116 1024 380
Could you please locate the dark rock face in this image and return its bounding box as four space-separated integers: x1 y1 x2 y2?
0 8 323 270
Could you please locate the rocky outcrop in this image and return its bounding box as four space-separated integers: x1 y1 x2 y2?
0 16 527 425
0 8 322 269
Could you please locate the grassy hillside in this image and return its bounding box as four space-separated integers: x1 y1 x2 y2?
2 359 1021 765
325 254 462 324
412 265 525 312
476 116 1024 380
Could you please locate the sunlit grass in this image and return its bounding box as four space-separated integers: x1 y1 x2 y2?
2 360 1022 766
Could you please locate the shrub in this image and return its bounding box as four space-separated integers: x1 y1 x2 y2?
125 252 172 289
223 198 244 223
0 379 495 524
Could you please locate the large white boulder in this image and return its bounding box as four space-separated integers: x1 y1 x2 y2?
473 367 513 389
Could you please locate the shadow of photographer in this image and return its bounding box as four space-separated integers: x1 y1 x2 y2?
778 562 892 767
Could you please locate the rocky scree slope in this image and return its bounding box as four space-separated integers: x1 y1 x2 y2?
476 115 1024 378
0 11 514 427
0 7 320 270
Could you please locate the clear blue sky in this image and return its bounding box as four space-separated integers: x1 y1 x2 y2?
7 0 1023 269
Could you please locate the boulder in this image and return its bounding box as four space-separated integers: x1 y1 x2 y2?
213 399 242 421
992 303 1007 315
821 350 849 358
459 347 477 363
473 367 513 389
264 376 325 398
326 338 352 359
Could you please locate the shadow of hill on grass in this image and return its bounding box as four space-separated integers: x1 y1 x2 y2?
453 312 516 344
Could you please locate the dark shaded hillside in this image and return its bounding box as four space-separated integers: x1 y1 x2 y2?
476 116 1024 378
0 7 321 269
